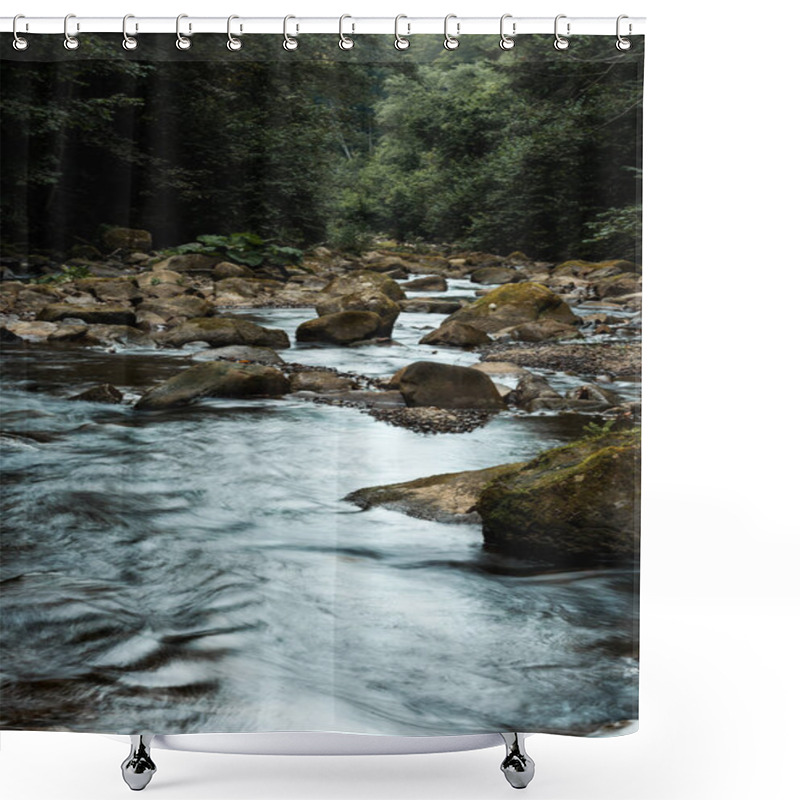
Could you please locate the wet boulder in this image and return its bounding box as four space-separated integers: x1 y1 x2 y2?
135 361 289 410
398 298 462 314
477 429 641 565
134 269 184 289
591 273 643 299
441 282 578 333
315 291 400 338
75 278 143 305
508 319 583 343
553 259 640 279
470 266 524 285
345 461 525 523
191 345 284 366
137 296 214 322
388 361 506 410
419 320 491 349
321 270 406 302
212 261 255 280
296 310 383 345
151 253 220 274
402 275 448 292
36 304 137 327
512 373 565 411
68 384 124 404
289 370 357 393
565 383 622 411
158 316 290 349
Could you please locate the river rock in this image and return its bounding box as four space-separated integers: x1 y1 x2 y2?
212 261 255 280
47 323 90 342
483 343 642 380
470 266 524 285
296 311 383 345
322 270 406 302
2 320 59 340
75 278 143 304
419 320 491 348
477 429 641 565
36 304 137 326
213 278 265 299
553 259 639 279
315 290 400 337
345 461 525 523
388 361 506 410
398 298 462 314
81 325 155 348
468 362 529 380
191 345 285 365
135 361 289 410
137 296 214 322
134 269 184 288
565 383 621 410
402 275 448 292
0 325 23 342
289 371 356 393
152 253 219 274
158 317 290 349
592 273 643 299
441 282 578 333
68 384 124 404
102 227 152 252
508 319 583 343
512 373 565 411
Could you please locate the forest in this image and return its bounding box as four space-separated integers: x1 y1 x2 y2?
0 33 643 264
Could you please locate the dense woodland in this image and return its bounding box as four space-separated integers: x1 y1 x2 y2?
0 34 643 262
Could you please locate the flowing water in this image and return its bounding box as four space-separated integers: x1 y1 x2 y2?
0 278 639 736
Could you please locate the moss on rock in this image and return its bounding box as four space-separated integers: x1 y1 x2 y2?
477 429 641 565
443 282 578 333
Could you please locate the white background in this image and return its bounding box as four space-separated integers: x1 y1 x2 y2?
2 1 799 798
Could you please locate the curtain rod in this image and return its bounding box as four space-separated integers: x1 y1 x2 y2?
1 16 646 37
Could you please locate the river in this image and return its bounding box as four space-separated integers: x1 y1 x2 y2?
0 276 639 736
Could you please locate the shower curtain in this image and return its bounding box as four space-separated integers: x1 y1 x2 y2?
0 31 642 740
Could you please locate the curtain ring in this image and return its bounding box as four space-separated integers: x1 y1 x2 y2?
63 13 79 51
394 15 410 51
122 15 138 51
554 14 569 50
283 15 298 51
227 15 242 51
12 15 29 51
616 14 631 51
176 14 192 50
499 14 515 50
339 14 354 50
443 14 460 50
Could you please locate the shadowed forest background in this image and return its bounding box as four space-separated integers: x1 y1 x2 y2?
0 34 642 263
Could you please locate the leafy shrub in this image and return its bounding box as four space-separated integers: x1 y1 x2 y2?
31 264 92 284
165 233 303 268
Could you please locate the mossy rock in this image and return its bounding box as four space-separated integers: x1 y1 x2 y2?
419 320 491 349
477 429 641 566
388 361 506 410
36 303 136 326
135 361 289 410
591 273 643 299
345 461 526 523
158 316 290 349
137 296 214 321
212 261 255 280
553 259 640 278
315 290 400 338
443 282 578 333
322 270 406 302
296 311 383 345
